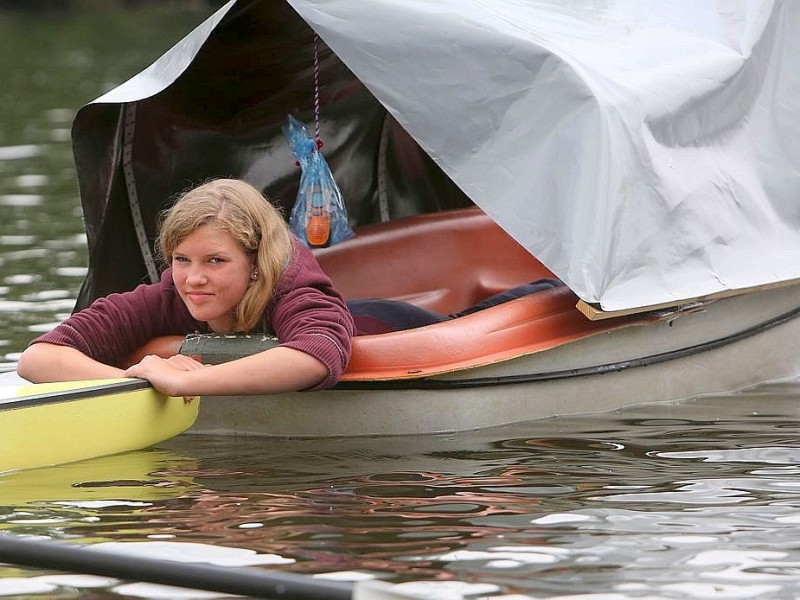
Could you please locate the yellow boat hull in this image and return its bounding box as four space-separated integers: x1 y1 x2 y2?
1 378 199 473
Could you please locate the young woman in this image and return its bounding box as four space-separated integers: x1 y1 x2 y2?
16 179 356 397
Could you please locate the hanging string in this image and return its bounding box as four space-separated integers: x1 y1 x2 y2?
313 32 323 150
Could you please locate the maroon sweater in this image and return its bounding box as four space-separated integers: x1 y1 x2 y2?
31 240 356 389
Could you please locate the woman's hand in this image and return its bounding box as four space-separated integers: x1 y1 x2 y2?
124 347 328 397
164 354 206 371
124 354 205 399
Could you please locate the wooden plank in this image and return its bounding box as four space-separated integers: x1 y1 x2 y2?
577 278 800 321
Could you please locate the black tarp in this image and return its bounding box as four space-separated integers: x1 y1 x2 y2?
71 0 470 309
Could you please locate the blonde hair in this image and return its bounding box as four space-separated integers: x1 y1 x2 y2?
158 179 294 332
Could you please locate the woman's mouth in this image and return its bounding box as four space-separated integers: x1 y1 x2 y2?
186 291 213 303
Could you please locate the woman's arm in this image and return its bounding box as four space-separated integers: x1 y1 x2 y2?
123 346 328 397
17 342 126 382
18 340 327 396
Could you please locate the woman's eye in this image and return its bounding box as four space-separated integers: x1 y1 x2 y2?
209 257 225 264
173 256 189 263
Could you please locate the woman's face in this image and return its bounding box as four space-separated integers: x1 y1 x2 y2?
171 224 255 332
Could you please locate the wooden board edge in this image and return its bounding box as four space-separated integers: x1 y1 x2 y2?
577 278 800 321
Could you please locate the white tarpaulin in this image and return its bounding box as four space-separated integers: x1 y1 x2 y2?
288 0 800 311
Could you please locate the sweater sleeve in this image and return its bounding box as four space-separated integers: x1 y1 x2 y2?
30 270 199 367
269 241 356 389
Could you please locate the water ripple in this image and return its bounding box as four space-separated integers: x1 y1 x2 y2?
0 144 41 160
0 194 44 206
656 447 800 464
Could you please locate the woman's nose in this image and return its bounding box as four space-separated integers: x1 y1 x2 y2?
185 265 208 284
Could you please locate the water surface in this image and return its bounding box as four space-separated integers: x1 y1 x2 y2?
4 383 800 598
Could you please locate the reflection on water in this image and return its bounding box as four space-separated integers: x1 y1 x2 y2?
3 382 800 597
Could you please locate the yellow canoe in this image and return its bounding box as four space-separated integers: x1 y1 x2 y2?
0 378 199 474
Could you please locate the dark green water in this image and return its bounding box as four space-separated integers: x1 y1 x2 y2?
3 4 800 600
0 2 215 368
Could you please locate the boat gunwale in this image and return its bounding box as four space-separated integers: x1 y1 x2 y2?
0 379 152 412
334 296 800 390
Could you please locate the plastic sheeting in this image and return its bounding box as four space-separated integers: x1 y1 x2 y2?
288 0 800 311
71 0 800 312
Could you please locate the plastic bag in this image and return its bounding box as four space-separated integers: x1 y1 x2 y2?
283 114 354 248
